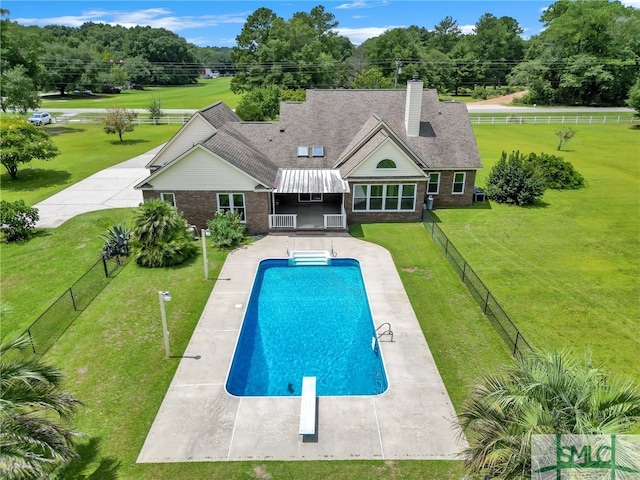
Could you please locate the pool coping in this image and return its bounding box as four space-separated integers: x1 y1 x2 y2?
137 234 467 462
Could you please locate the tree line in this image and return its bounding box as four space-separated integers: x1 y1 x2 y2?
1 1 639 113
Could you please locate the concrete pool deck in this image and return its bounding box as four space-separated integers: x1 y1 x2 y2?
137 234 467 463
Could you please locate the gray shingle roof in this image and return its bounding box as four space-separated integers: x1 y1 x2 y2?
176 87 481 187
200 128 279 187
199 101 242 128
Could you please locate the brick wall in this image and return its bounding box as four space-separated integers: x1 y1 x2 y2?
345 181 427 224
426 170 476 208
142 190 270 234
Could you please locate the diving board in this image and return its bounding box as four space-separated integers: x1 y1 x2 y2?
299 376 317 436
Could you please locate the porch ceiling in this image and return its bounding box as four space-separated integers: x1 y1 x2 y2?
274 168 350 194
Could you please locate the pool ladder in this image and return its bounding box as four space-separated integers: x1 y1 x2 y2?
375 322 394 342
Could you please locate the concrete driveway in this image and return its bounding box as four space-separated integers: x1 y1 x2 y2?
34 145 162 228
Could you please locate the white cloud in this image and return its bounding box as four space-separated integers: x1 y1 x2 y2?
336 1 389 10
15 8 247 31
620 0 640 7
335 25 403 44
459 24 475 35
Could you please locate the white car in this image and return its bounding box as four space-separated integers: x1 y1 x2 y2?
28 112 53 126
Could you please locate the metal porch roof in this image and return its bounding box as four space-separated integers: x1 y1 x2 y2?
274 169 350 194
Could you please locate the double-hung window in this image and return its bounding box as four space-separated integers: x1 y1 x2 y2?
427 172 440 194
452 172 466 194
353 184 416 211
217 193 246 222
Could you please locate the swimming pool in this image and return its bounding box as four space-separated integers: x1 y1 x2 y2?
226 258 388 397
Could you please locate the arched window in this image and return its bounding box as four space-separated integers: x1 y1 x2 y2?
376 159 397 169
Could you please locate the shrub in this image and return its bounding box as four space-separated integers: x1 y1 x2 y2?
131 200 197 268
100 223 131 258
527 153 585 190
207 210 245 248
471 86 488 100
0 200 39 242
485 151 545 206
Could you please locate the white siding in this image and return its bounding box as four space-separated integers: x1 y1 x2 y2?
149 147 260 191
149 115 216 167
347 140 427 178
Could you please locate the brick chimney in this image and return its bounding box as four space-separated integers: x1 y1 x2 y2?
404 75 423 137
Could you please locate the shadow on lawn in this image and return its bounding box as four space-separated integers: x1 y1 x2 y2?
0 169 72 191
46 126 87 136
108 138 149 146
57 437 121 480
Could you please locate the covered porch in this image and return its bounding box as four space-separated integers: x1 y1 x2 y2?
268 169 349 231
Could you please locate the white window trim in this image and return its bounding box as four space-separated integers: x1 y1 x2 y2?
217 193 246 223
452 172 466 195
160 192 176 207
427 172 441 195
352 183 417 212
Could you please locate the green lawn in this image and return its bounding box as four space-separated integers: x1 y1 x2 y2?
1 123 181 206
434 123 640 380
39 77 240 110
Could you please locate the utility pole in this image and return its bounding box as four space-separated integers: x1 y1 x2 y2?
394 59 403 88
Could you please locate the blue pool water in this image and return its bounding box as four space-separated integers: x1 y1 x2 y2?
226 258 388 397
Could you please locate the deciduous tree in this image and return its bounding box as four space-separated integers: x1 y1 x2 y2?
103 107 137 141
0 119 59 180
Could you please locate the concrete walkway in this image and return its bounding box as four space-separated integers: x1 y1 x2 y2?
137 234 467 463
34 144 162 228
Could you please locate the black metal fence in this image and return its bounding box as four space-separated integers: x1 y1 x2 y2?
422 212 532 356
23 255 128 356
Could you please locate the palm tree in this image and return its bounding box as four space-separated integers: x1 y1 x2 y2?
457 349 640 479
0 336 84 479
131 199 197 268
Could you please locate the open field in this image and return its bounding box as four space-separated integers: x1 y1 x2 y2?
39 77 239 110
434 123 640 380
0 123 181 206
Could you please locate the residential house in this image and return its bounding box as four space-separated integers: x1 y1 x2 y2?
135 77 482 233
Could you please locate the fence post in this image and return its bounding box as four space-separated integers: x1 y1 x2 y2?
483 291 490 314
513 331 520 356
69 287 77 311
103 256 109 277
462 262 467 282
445 238 449 256
431 221 435 236
27 329 37 354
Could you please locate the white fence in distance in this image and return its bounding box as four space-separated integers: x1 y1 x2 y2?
469 115 638 125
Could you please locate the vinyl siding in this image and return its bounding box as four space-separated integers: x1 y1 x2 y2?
148 115 215 167
346 140 427 178
149 147 261 191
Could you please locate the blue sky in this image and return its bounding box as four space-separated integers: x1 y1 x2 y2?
4 0 639 47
